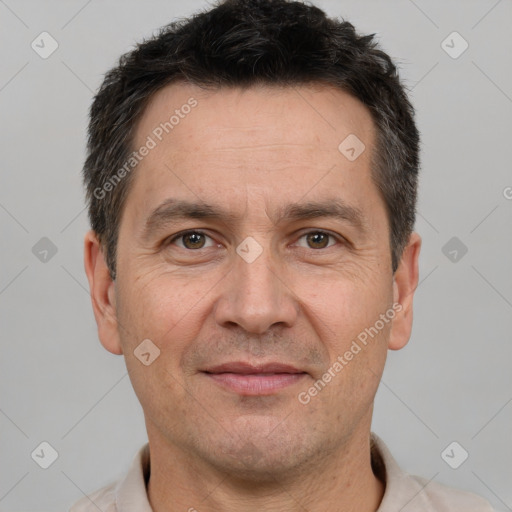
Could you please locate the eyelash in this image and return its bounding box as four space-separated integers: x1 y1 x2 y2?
167 229 343 250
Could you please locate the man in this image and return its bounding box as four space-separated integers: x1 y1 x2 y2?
74 0 494 510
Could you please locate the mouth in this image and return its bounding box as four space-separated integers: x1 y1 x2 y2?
202 362 308 396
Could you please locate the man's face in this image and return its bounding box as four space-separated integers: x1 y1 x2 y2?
103 83 412 478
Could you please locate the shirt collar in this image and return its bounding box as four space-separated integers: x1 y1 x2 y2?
115 442 152 512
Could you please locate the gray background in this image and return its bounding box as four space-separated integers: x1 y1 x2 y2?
1 0 511 510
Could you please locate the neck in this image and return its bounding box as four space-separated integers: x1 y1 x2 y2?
147 422 385 512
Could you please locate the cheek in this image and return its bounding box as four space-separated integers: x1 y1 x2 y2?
298 271 392 404
116 271 210 425
116 265 215 362
297 271 392 348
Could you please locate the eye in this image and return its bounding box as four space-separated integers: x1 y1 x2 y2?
169 230 216 250
296 231 338 249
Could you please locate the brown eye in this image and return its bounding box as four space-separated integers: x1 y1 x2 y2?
171 231 215 250
182 232 206 249
294 230 340 250
304 231 332 249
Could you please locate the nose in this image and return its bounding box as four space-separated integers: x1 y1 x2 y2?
214 246 299 335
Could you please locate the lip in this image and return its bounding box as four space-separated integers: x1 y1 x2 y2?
202 362 307 395
205 362 304 374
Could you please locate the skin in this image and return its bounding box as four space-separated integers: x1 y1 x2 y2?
84 82 421 512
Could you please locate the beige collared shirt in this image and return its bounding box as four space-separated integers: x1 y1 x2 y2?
70 433 494 511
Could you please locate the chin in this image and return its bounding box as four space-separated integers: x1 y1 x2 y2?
201 426 318 483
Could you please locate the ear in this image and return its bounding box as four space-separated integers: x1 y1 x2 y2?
83 230 123 355
388 231 422 351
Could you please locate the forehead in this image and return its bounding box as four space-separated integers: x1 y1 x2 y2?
125 81 378 224
134 81 374 155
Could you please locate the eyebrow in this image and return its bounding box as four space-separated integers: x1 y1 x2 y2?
277 199 367 231
140 197 367 241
